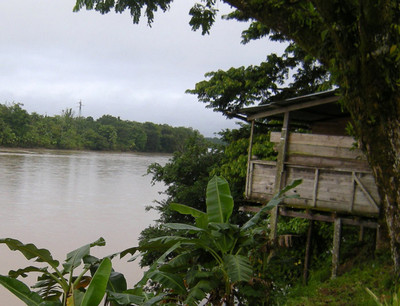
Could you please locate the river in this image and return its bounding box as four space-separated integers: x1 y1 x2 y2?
0 148 170 305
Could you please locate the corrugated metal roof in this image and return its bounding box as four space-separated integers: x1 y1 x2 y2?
236 90 348 123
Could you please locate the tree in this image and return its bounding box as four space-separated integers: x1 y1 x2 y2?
73 0 400 271
146 132 223 224
187 43 331 116
0 103 30 145
143 122 161 152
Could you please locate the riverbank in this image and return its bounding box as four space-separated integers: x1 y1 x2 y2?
281 250 396 305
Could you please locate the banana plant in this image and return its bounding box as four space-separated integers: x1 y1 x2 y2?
0 237 116 305
118 175 302 305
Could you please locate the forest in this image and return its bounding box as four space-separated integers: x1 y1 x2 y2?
1 0 400 303
0 102 197 153
0 127 396 305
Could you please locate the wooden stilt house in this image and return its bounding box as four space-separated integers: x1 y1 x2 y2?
235 90 381 280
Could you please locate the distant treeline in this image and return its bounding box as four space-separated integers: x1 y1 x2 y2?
0 103 199 153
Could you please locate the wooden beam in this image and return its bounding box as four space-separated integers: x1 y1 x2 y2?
245 120 255 198
354 174 380 210
247 96 339 120
312 168 319 207
270 131 355 148
270 111 290 242
349 172 356 213
278 208 378 228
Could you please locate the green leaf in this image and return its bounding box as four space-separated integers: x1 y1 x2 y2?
107 271 127 293
170 203 209 229
195 213 209 229
106 291 145 305
140 236 188 252
63 237 105 272
206 176 234 223
136 242 182 287
0 238 59 269
0 274 44 305
277 179 303 197
69 289 84 306
81 257 112 306
119 246 138 259
184 279 213 306
142 293 169 306
147 270 186 295
162 252 194 270
209 223 238 253
223 254 253 283
8 266 48 278
163 223 205 232
170 203 206 218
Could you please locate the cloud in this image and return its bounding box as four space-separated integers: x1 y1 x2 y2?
0 0 283 136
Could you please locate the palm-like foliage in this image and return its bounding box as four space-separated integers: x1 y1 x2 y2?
129 175 301 305
0 237 115 305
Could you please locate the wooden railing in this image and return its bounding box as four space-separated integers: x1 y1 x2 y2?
245 132 380 217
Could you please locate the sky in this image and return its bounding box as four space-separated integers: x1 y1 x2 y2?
0 0 285 137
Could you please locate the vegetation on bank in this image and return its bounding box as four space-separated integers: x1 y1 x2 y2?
0 102 197 153
2 0 400 302
1 127 398 304
1 175 397 305
139 129 398 305
284 251 396 306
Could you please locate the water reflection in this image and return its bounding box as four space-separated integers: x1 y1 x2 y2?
0 149 169 305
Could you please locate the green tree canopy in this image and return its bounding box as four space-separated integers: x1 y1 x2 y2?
73 0 400 271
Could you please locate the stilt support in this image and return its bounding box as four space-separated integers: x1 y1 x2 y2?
303 219 314 284
332 217 342 278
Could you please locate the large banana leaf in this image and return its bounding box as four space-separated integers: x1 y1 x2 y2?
136 241 182 287
147 270 186 295
170 203 208 229
8 266 48 278
138 236 189 253
106 291 145 305
81 257 112 306
0 275 48 306
0 238 59 269
184 279 213 306
63 237 105 272
159 252 194 272
107 271 127 294
223 254 253 283
206 176 234 224
163 223 205 232
142 293 169 306
169 203 206 218
208 223 238 253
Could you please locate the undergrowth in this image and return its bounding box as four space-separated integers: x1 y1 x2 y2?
281 250 397 305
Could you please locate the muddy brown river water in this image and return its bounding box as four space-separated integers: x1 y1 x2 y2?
0 149 169 305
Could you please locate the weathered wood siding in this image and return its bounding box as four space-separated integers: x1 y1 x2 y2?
246 132 380 217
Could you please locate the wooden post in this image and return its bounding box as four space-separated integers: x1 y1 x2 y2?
269 112 290 242
332 217 342 278
303 219 314 284
245 120 255 198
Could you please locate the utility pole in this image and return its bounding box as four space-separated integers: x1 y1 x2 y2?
78 100 84 118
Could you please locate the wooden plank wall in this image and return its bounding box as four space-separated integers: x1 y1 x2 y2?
247 132 381 217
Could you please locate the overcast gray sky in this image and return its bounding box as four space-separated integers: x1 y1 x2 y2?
0 0 284 136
